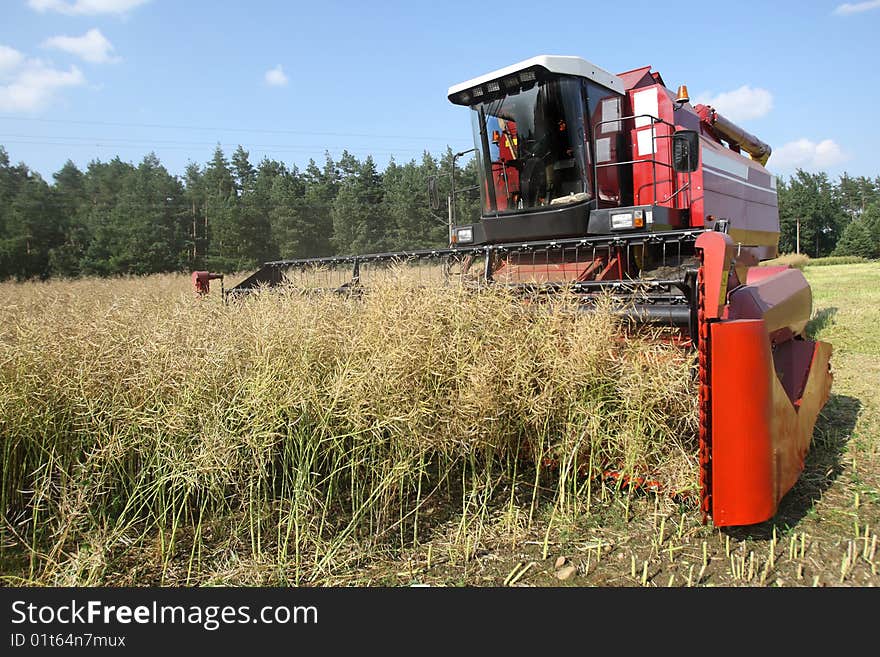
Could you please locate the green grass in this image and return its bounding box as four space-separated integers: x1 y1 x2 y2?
805 262 880 356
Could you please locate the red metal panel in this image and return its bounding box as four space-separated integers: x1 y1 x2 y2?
708 319 833 527
727 268 813 342
688 167 705 228
699 139 779 244
709 319 776 526
695 232 736 319
746 266 789 284
628 84 677 209
616 66 654 90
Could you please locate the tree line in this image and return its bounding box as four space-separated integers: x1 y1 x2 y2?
0 144 480 280
777 170 880 260
0 143 877 281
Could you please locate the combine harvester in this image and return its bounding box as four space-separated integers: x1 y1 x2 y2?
197 56 833 528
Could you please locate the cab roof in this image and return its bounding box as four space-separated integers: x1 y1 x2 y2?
447 55 624 104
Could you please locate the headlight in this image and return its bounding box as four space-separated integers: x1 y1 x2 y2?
611 213 633 229
456 227 474 243
611 210 645 230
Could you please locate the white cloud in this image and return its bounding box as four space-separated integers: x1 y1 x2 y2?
833 1 880 15
27 0 149 15
0 57 86 112
694 85 774 122
0 45 25 73
43 29 118 64
264 64 288 87
770 139 849 171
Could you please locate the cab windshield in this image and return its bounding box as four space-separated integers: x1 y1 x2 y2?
470 76 591 215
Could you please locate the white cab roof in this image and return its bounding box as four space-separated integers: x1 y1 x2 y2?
447 55 624 100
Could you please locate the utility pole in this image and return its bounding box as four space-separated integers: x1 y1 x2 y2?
447 194 454 245
796 217 800 254
205 198 209 262
192 201 197 262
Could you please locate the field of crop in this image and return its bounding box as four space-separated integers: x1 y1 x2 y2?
1 262 878 587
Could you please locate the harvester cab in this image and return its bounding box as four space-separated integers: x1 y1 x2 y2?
446 56 776 265
215 55 833 528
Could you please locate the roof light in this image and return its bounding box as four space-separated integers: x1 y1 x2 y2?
674 84 690 111
472 86 483 98
503 76 519 89
519 70 536 82
487 81 500 93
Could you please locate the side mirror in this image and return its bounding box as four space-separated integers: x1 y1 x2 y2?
427 176 440 210
672 130 699 173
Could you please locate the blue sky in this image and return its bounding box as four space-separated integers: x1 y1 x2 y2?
1 0 879 183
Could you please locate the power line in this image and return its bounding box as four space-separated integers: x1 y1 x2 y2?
0 140 462 164
0 134 469 155
0 133 462 150
0 115 466 143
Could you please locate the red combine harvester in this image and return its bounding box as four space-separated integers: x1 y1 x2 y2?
217 55 833 527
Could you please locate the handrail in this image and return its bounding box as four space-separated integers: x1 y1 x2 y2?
592 113 690 210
